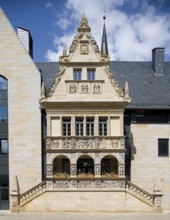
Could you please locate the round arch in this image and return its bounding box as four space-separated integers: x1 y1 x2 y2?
101 154 118 177
53 155 70 177
77 154 94 176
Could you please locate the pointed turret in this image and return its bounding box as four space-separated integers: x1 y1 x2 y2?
101 15 108 56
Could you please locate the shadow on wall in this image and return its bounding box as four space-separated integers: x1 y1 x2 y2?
130 132 136 160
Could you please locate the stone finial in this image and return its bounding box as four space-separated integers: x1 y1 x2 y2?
78 14 91 32
124 81 129 98
41 80 45 98
63 44 67 56
12 175 19 193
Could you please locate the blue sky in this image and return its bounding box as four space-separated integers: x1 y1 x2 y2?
0 0 170 62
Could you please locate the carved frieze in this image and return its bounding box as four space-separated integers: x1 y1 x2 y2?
47 179 126 190
69 83 77 93
67 81 102 94
81 84 89 93
93 84 101 93
46 137 125 150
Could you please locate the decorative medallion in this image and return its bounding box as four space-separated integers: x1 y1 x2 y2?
80 42 89 55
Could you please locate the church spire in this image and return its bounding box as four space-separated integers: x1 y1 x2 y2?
101 15 108 56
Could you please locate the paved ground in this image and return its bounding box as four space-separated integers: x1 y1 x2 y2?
0 212 170 220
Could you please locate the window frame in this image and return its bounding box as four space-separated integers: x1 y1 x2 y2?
158 139 169 157
76 117 84 136
86 117 94 136
87 69 95 80
0 139 8 155
99 117 108 136
62 118 71 136
73 69 82 80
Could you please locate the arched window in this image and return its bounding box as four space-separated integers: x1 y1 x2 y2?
53 155 70 177
0 76 8 122
101 155 118 177
77 155 94 177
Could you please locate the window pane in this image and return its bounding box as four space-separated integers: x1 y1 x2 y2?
76 118 83 136
0 140 8 154
0 175 9 187
0 77 7 90
158 139 169 156
73 70 81 80
99 118 107 136
0 106 8 122
86 118 94 136
62 118 71 136
87 70 95 80
1 189 9 201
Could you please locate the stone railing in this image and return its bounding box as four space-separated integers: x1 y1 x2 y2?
46 136 125 150
126 180 154 206
19 180 46 207
46 178 126 190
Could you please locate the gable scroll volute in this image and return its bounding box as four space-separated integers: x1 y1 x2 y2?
104 65 131 102
41 65 66 100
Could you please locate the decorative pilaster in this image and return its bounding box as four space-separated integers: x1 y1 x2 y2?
118 163 125 177
94 164 101 177
70 164 77 177
46 164 53 177
11 176 19 213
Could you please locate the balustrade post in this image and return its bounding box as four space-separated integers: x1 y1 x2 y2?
70 164 77 177
153 179 163 212
11 176 19 213
94 163 101 177
118 163 125 177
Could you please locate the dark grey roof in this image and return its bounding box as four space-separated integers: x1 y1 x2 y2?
36 61 170 109
36 62 59 90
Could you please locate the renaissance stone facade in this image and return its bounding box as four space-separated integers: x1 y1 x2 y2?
0 8 169 213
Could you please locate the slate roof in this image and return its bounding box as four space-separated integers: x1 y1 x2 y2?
36 61 170 109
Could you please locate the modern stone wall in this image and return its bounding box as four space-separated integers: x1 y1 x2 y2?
131 124 170 209
0 8 42 200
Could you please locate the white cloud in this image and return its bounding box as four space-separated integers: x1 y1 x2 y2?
45 1 53 9
45 0 170 62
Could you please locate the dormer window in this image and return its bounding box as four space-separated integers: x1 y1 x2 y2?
73 69 82 80
87 69 95 80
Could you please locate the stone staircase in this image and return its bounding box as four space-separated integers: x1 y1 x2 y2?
126 180 154 207
12 179 162 212
19 180 46 207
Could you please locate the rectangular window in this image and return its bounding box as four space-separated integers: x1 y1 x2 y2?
73 69 81 80
87 70 95 80
158 139 169 157
76 118 84 136
62 118 71 136
0 139 8 155
86 117 94 136
99 117 107 136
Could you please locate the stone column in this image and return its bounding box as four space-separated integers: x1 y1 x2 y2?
118 163 125 177
94 164 101 177
11 176 19 213
70 164 77 177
